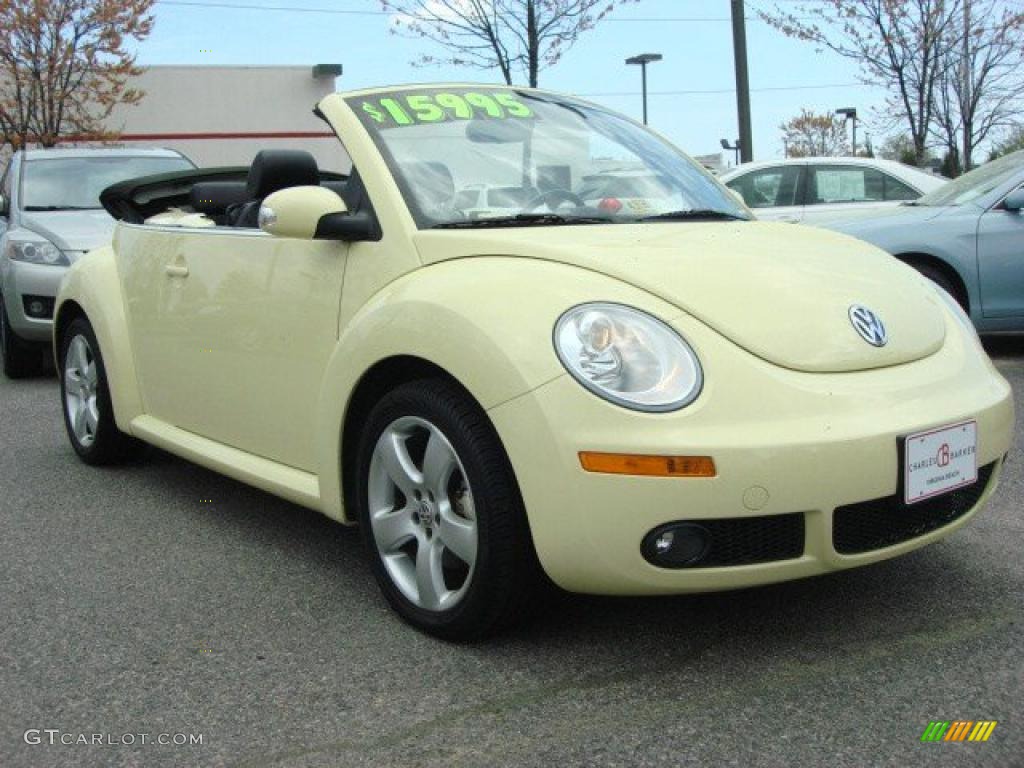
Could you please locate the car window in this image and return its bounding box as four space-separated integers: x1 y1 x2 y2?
348 87 749 227
727 166 803 209
917 149 1024 207
21 155 194 210
882 174 919 201
809 166 890 205
454 189 480 209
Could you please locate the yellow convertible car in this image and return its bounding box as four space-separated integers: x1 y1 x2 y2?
55 85 1014 639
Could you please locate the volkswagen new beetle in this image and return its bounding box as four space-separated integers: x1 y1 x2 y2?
54 85 1014 639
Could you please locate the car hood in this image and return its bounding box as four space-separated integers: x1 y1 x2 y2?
819 204 948 236
20 210 116 253
413 221 946 373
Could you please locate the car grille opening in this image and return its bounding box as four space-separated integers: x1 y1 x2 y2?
642 513 805 569
22 295 55 320
833 462 996 555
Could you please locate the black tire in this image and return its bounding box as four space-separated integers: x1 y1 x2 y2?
58 316 143 465
0 295 44 378
907 261 964 309
356 378 541 641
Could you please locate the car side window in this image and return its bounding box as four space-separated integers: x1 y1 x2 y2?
811 166 917 205
882 174 919 201
809 166 893 205
727 166 803 208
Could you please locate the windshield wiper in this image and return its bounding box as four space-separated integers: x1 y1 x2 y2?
431 213 612 229
638 209 750 222
24 205 102 211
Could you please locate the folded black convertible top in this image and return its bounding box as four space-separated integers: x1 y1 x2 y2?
100 166 350 224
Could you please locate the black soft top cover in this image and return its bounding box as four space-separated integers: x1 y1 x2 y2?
100 166 349 224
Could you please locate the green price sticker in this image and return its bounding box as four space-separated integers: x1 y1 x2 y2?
354 91 534 129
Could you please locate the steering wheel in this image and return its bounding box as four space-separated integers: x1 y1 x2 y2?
525 189 586 212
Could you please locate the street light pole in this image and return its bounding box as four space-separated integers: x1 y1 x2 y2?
836 107 858 156
626 53 663 125
730 0 753 162
720 139 742 166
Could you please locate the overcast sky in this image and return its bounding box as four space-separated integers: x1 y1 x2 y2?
138 0 995 165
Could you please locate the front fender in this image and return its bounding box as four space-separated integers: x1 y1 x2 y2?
314 256 681 521
55 241 143 432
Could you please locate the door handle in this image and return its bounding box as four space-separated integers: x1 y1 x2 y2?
165 264 189 277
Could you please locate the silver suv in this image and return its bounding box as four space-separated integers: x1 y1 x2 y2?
0 147 194 376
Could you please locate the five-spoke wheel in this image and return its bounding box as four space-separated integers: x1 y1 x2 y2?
357 378 541 640
64 334 100 448
369 416 478 612
59 316 141 464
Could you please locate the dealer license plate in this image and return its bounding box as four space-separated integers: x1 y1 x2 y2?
904 421 978 505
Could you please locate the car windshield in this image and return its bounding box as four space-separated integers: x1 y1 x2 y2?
347 87 750 228
20 155 194 210
915 149 1024 207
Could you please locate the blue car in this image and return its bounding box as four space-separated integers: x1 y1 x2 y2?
823 150 1024 332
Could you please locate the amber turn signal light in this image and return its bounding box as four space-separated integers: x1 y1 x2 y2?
578 452 716 478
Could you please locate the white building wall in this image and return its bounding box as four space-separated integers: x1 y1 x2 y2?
102 66 350 172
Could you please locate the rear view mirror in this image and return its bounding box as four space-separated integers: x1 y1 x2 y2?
1003 187 1024 212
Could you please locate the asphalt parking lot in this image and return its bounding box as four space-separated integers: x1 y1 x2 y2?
1 341 1021 768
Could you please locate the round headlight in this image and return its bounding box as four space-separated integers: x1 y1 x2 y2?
554 303 703 412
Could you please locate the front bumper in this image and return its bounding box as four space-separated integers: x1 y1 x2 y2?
0 259 67 343
489 312 1014 595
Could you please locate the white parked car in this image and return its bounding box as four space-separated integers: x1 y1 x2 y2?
720 157 947 224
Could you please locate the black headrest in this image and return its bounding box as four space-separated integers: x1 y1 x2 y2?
246 150 320 199
321 180 349 198
190 181 248 215
404 162 455 204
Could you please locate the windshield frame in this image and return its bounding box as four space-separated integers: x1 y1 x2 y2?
345 85 751 229
18 154 196 212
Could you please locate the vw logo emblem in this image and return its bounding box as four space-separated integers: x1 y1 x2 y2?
849 305 888 347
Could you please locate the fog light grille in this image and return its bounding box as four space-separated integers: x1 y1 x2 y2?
833 462 995 555
642 513 805 569
22 295 55 319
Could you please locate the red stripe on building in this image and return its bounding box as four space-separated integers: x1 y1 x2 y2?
57 131 337 142
117 131 337 140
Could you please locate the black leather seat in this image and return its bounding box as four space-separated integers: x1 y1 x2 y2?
226 150 321 228
190 181 248 224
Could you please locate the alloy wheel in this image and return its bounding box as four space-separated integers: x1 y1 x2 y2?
64 334 100 448
367 416 478 612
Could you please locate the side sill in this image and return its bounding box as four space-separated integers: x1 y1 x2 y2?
130 415 322 512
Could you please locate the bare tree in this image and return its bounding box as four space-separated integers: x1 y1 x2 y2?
761 0 963 165
380 0 636 87
877 133 932 165
931 1 1024 174
781 109 849 156
988 123 1024 160
0 0 155 149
